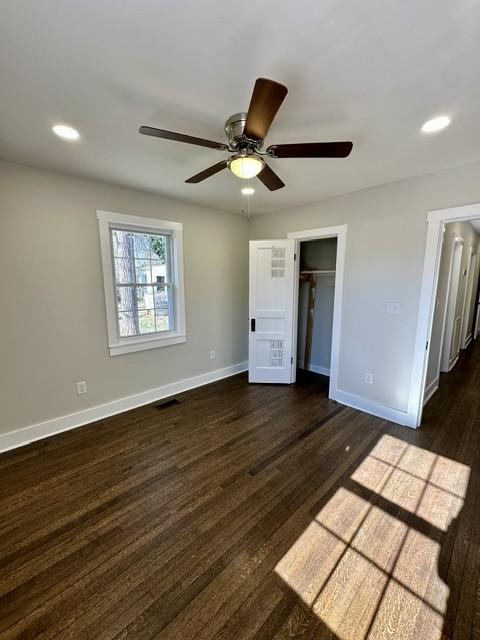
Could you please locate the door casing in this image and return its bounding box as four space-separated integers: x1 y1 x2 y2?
410 202 480 427
287 225 347 402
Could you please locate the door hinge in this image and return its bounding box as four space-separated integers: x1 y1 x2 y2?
291 356 293 364
294 253 297 261
426 340 429 350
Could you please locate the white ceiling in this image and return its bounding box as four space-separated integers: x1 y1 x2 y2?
1 0 479 215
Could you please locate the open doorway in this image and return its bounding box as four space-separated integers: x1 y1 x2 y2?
410 203 480 425
296 237 337 386
288 225 346 402
423 221 480 406
248 226 346 402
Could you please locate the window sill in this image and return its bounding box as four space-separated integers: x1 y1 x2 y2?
109 332 186 356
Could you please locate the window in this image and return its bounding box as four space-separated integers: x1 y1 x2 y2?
112 229 172 337
97 210 185 355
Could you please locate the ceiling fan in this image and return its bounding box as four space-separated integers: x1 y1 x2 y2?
139 78 353 191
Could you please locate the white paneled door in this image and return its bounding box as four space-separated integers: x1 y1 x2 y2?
249 240 296 383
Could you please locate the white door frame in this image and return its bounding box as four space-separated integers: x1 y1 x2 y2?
287 225 347 402
409 202 480 427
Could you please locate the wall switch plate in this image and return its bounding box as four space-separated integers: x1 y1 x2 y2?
387 301 400 314
210 350 216 360
76 381 87 395
364 373 374 384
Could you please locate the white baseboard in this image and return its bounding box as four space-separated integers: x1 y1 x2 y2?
423 378 439 406
331 388 415 428
0 361 248 454
448 353 460 371
297 362 330 376
464 333 473 348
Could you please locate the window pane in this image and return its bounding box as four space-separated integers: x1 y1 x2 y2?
138 309 155 334
114 258 135 284
135 259 151 284
112 229 131 257
150 235 167 262
118 311 138 337
136 285 154 309
151 260 168 284
116 286 136 311
110 228 174 339
132 233 150 258
155 306 170 332
153 284 169 308
154 285 171 332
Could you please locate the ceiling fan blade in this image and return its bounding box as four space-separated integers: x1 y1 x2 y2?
257 163 285 191
243 78 288 141
267 141 353 158
185 160 229 183
139 126 228 151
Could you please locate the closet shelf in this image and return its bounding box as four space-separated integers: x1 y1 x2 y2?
300 269 336 275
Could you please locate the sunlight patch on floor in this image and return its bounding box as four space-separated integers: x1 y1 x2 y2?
275 435 470 639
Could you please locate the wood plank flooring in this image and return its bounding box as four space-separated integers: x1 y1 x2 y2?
1 348 480 639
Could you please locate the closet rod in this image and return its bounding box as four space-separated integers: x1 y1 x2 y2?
300 269 336 275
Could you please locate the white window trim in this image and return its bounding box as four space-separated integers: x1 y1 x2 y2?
97 210 186 356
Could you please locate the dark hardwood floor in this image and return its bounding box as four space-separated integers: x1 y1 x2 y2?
1 345 480 639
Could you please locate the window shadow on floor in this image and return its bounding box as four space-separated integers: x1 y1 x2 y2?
273 427 471 639
268 340 480 639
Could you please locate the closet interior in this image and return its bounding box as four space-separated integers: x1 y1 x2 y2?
297 237 337 379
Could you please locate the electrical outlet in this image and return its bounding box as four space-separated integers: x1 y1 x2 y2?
364 373 374 384
387 301 400 314
210 350 216 360
76 381 87 395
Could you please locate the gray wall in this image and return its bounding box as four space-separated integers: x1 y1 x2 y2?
426 220 480 388
0 161 249 433
2 156 480 434
250 159 480 415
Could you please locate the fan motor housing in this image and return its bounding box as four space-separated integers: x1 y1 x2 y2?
225 112 262 151
225 112 246 143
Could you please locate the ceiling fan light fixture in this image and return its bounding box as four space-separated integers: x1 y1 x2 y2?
241 187 255 195
229 154 264 179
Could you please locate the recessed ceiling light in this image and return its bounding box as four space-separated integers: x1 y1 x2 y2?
241 187 255 196
52 124 80 140
421 116 451 133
